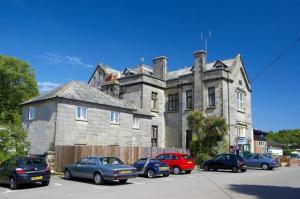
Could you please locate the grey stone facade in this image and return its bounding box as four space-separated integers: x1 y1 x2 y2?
22 49 253 154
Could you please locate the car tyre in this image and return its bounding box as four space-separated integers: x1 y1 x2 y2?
64 169 72 180
147 169 156 178
163 173 169 177
173 167 181 175
42 180 50 186
94 172 104 185
119 179 128 184
240 169 247 172
9 177 18 190
203 165 209 171
231 166 238 173
262 163 269 170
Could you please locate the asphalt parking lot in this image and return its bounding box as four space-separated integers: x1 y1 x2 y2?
1 167 300 199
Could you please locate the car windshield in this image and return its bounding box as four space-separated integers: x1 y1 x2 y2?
18 157 47 167
101 157 123 165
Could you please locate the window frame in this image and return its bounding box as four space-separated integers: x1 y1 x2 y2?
186 90 193 109
208 87 216 107
151 125 158 147
168 94 179 112
237 126 246 138
132 117 140 129
76 106 88 121
27 106 36 120
151 92 158 111
258 141 265 147
110 111 120 124
236 91 245 111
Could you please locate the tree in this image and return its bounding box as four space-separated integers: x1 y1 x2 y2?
0 55 38 125
0 124 29 161
187 111 228 163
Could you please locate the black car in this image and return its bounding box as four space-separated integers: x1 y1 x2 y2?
0 156 50 190
203 154 247 173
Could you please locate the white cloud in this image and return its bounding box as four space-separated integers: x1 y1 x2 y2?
38 81 61 93
39 53 93 68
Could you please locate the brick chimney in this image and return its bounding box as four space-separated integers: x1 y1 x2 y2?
152 56 167 80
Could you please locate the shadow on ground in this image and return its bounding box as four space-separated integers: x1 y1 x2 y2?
229 184 300 198
59 176 133 186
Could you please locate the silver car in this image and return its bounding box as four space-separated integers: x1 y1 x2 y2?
63 156 137 184
244 153 280 170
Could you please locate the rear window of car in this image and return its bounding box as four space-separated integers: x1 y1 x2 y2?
183 154 192 159
18 157 47 167
149 159 161 163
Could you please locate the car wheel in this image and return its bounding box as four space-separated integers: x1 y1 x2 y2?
241 169 247 172
147 169 156 178
42 180 50 186
64 169 72 180
9 177 18 190
119 179 128 184
262 163 269 170
185 170 192 174
163 173 169 177
231 166 238 173
173 167 181 175
94 172 104 185
203 165 209 171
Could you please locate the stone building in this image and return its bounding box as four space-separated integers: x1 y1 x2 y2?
22 50 253 154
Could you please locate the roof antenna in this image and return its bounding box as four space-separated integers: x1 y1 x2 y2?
201 30 212 60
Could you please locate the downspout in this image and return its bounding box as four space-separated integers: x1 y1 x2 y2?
227 73 231 152
53 97 58 151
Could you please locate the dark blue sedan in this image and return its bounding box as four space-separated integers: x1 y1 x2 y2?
132 158 169 178
64 156 137 184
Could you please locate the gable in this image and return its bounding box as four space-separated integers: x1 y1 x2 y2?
230 55 251 91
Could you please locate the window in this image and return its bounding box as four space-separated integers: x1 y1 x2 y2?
186 90 193 109
151 126 158 147
239 80 243 86
236 91 244 111
258 141 265 147
133 117 139 129
168 94 179 112
27 107 36 120
237 126 246 137
110 111 119 124
151 92 158 111
76 106 87 120
208 87 215 107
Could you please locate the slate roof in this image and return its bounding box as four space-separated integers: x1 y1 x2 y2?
21 81 153 116
166 58 235 80
122 64 153 76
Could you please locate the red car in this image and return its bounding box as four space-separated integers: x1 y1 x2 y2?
155 153 195 174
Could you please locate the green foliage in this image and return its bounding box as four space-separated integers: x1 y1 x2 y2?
187 111 228 164
0 124 29 162
0 55 38 124
267 129 300 146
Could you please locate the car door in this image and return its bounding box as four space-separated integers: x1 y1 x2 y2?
156 154 167 165
72 158 89 178
0 159 15 184
252 154 261 167
84 158 98 179
211 155 223 169
133 158 147 174
221 155 232 169
244 154 254 167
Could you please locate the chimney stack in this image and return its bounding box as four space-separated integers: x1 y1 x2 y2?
193 50 206 111
152 56 168 80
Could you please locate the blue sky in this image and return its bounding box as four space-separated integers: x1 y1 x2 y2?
0 0 299 131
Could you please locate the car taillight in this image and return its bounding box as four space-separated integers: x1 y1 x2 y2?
16 168 25 174
45 164 50 171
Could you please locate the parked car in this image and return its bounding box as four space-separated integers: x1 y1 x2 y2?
155 153 195 174
63 156 137 184
132 158 169 178
244 153 280 170
0 156 50 190
203 154 247 173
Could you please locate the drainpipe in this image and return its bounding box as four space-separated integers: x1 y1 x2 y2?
53 97 58 151
227 73 231 153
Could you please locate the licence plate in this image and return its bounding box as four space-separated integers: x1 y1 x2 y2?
187 161 192 164
159 167 169 171
31 176 43 181
120 170 131 174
